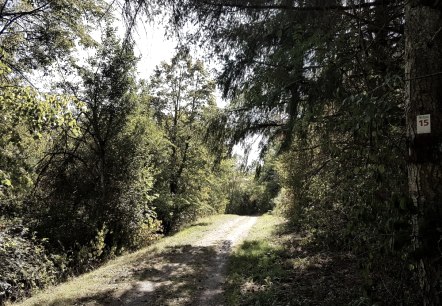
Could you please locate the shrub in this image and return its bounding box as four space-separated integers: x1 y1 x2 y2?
0 223 61 304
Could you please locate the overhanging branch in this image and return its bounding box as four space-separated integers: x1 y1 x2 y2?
200 0 395 12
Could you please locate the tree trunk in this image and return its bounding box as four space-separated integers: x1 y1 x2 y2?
405 2 442 305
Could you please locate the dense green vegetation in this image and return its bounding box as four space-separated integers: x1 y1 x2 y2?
1 0 442 305
0 3 240 302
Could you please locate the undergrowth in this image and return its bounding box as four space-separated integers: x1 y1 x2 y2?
225 214 363 305
226 213 421 305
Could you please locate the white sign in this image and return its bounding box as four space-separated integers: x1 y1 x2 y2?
417 114 431 134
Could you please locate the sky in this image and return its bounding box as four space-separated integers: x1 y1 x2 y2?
122 18 228 106
129 22 177 79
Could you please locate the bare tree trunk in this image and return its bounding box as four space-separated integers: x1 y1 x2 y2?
405 2 442 305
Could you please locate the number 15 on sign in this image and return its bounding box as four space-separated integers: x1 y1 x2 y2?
417 114 431 134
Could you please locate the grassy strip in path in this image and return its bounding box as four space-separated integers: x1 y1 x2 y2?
10 214 239 306
225 214 363 306
225 214 287 306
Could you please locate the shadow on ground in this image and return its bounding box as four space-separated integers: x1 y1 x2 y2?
43 243 229 306
225 223 364 306
189 222 209 227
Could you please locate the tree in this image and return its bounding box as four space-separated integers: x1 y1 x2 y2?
0 56 80 215
150 50 215 193
405 2 442 304
148 50 224 231
0 0 105 73
31 27 159 263
0 0 105 215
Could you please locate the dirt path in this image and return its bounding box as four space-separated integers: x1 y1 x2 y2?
195 216 258 306
49 215 258 306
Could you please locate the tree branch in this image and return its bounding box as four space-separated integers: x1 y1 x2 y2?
0 3 49 36
200 0 395 12
0 3 49 18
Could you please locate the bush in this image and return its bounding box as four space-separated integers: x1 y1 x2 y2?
0 223 62 304
225 174 278 215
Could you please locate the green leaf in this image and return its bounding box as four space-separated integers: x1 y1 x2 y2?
1 179 12 187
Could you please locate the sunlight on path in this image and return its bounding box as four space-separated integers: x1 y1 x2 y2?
195 216 258 306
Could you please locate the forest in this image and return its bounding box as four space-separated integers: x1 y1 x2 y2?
1 0 441 305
